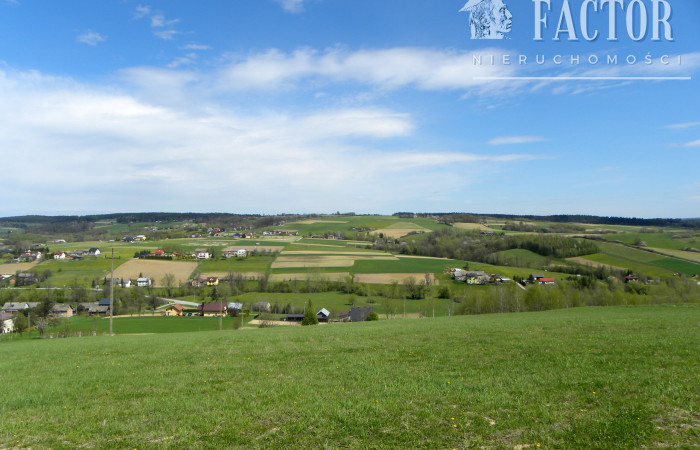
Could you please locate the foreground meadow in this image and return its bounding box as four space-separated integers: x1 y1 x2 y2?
0 305 698 448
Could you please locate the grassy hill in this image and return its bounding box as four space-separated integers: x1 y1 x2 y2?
0 305 697 448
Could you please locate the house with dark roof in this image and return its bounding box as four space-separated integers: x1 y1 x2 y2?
198 302 227 316
338 307 376 322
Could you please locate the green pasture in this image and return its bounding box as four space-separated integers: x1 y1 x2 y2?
29 258 129 286
197 256 276 273
602 232 699 250
0 305 697 448
582 242 699 276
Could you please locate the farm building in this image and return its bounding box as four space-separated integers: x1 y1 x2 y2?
137 277 152 287
51 304 74 318
538 278 556 285
339 307 376 322
206 277 219 286
2 302 39 313
88 248 101 256
54 252 66 260
198 302 227 316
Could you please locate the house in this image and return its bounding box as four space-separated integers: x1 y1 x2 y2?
88 305 109 316
624 275 640 283
105 277 132 288
163 304 183 316
134 235 147 241
137 277 152 287
0 311 14 334
2 302 32 313
152 250 166 257
206 277 219 286
465 271 491 285
529 273 546 283
88 248 101 256
51 304 74 318
54 251 66 260
194 249 211 260
451 268 468 281
190 277 206 288
224 249 247 258
122 236 135 243
341 307 376 322
98 298 113 310
198 302 227 316
16 272 38 286
316 308 330 323
538 278 556 285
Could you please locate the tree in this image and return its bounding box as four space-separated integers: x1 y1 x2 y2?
301 300 318 326
13 314 27 335
161 273 175 297
366 311 379 321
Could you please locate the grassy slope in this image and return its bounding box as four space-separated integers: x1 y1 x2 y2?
583 242 700 276
0 305 697 448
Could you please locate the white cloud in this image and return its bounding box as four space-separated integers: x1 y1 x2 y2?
214 47 517 93
134 5 180 40
182 44 212 51
681 139 700 147
666 121 700 130
488 136 547 145
76 31 105 46
276 0 307 13
0 67 539 214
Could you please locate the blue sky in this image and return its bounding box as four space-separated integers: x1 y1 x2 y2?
0 0 698 217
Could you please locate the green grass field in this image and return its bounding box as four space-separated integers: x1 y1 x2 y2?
0 305 697 448
602 232 699 250
29 258 129 286
582 242 700 276
197 256 277 273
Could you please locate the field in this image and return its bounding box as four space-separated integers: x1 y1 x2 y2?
373 222 432 239
648 247 700 263
271 255 398 269
580 242 700 276
0 305 697 448
112 259 199 286
31 258 129 286
0 261 38 275
453 222 493 231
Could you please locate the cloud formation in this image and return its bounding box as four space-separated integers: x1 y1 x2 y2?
0 67 537 214
76 31 105 46
487 136 547 145
275 0 307 13
134 4 180 40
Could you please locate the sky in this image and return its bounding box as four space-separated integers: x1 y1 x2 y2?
0 0 698 218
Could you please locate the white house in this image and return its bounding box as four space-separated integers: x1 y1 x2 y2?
137 277 152 287
88 248 101 256
194 249 211 260
0 312 14 334
54 252 66 260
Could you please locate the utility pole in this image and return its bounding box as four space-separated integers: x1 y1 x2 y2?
109 248 114 336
